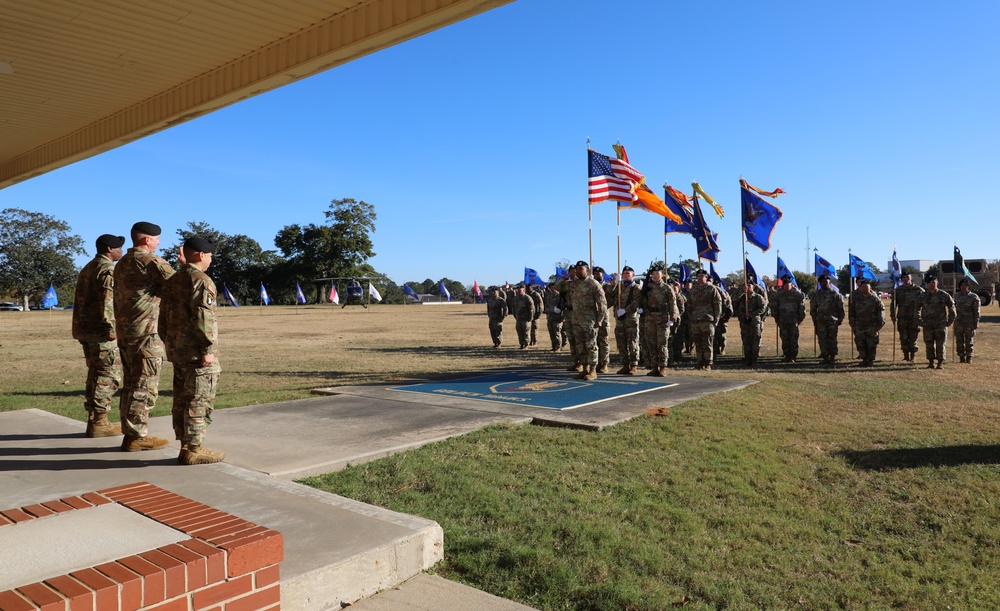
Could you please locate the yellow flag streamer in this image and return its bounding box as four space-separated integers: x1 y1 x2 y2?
692 182 724 218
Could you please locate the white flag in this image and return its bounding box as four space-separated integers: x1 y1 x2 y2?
368 282 382 302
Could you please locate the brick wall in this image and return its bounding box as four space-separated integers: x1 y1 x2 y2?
0 482 283 610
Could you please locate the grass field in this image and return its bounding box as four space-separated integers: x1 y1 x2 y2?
3 303 1000 609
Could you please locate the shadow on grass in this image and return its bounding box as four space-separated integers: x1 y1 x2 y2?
835 445 1000 470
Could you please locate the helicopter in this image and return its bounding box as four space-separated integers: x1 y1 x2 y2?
314 277 377 308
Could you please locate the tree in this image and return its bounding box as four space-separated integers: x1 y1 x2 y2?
792 271 816 295
0 208 84 310
275 197 377 285
165 221 283 303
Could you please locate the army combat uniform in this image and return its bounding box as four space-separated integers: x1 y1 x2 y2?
529 287 543 346
114 246 174 444
160 260 223 464
917 288 956 368
640 278 680 375
608 278 642 374
686 277 722 370
543 286 565 351
487 294 508 347
567 270 607 379
848 288 885 367
714 286 734 357
773 284 806 362
72 251 123 436
890 282 924 361
810 283 845 365
513 291 535 349
954 289 981 363
734 287 767 367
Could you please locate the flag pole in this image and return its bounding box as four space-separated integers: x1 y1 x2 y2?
587 140 594 267
952 244 957 362
848 249 854 360
892 247 897 363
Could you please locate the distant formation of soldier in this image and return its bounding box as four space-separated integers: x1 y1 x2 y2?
483 261 982 377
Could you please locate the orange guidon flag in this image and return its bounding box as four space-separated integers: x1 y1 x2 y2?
631 184 683 223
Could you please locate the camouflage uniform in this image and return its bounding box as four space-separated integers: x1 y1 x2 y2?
686 280 723 369
513 292 535 349
159 264 220 448
640 279 680 373
608 279 642 372
487 294 508 347
529 287 543 346
890 283 924 360
848 289 885 366
917 289 956 366
554 276 580 367
954 290 981 362
543 286 565 351
810 284 845 365
114 248 174 438
670 289 688 366
505 289 517 327
714 286 734 357
773 285 806 362
72 253 122 419
568 274 607 371
734 287 767 367
595 278 611 371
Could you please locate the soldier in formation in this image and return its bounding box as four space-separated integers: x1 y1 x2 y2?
953 277 981 363
772 276 806 363
639 264 680 376
566 261 607 380
528 285 543 346
916 274 956 369
159 236 225 465
713 280 734 357
543 282 565 351
486 287 507 347
890 271 924 361
114 221 173 452
848 279 885 367
687 269 723 370
810 275 845 367
608 265 642 375
512 284 535 349
72 234 126 438
734 281 767 368
592 266 611 373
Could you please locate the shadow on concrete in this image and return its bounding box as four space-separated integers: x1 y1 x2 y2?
0 456 177 471
835 445 1000 471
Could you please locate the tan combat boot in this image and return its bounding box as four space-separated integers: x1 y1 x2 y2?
86 414 122 438
566 358 583 372
573 365 589 380
595 364 608 374
179 445 225 465
122 435 169 452
583 364 597 380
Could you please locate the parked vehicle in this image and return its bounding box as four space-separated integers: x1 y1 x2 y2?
0 302 24 311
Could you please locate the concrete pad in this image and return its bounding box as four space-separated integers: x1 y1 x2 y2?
188 396 533 480
0 503 187 591
350 574 537 611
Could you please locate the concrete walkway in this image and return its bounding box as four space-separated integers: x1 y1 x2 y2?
0 369 754 610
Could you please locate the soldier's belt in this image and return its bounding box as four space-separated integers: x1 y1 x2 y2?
646 307 665 312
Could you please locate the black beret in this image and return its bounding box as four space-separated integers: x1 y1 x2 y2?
649 264 664 272
622 265 634 272
131 221 161 236
858 278 869 285
696 268 709 276
184 236 216 253
819 275 831 282
924 274 937 282
96 234 125 249
593 266 605 274
575 260 589 268
900 270 912 276
781 274 792 280
958 277 971 286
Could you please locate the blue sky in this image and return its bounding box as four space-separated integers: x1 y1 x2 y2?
2 0 998 287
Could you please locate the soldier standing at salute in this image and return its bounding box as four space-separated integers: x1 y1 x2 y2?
890 271 924 361
159 236 225 465
810 275 845 367
72 234 126 438
609 266 642 375
487 287 507 347
917 274 956 369
567 261 607 380
640 264 680 376
513 284 535 349
848 279 885 367
114 222 173 452
734 281 767 368
953 277 981 363
687 269 723 370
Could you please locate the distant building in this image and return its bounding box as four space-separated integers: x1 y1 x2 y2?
890 259 934 273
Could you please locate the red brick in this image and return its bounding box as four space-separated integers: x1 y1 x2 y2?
21 503 56 517
162 506 220 531
175 511 236 534
69 569 118 611
119 490 180 512
213 526 268 547
118 556 165 607
138 498 203 521
1 508 34 523
191 575 252 609
98 482 156 500
254 565 280 589
0 513 13 526
160 543 208 590
189 517 248 540
140 549 187 599
181 540 226 584
60 496 93 510
144 597 189 611
44 575 92 611
41 500 75 513
226 584 280 611
223 531 284 577
0 590 35 611
17 582 65 611
95 562 143 611
80 493 112 506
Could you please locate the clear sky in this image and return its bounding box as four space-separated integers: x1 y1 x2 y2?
2 0 998 287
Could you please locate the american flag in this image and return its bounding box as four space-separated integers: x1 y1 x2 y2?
588 150 635 204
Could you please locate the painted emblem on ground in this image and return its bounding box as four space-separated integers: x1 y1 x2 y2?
391 370 678 410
